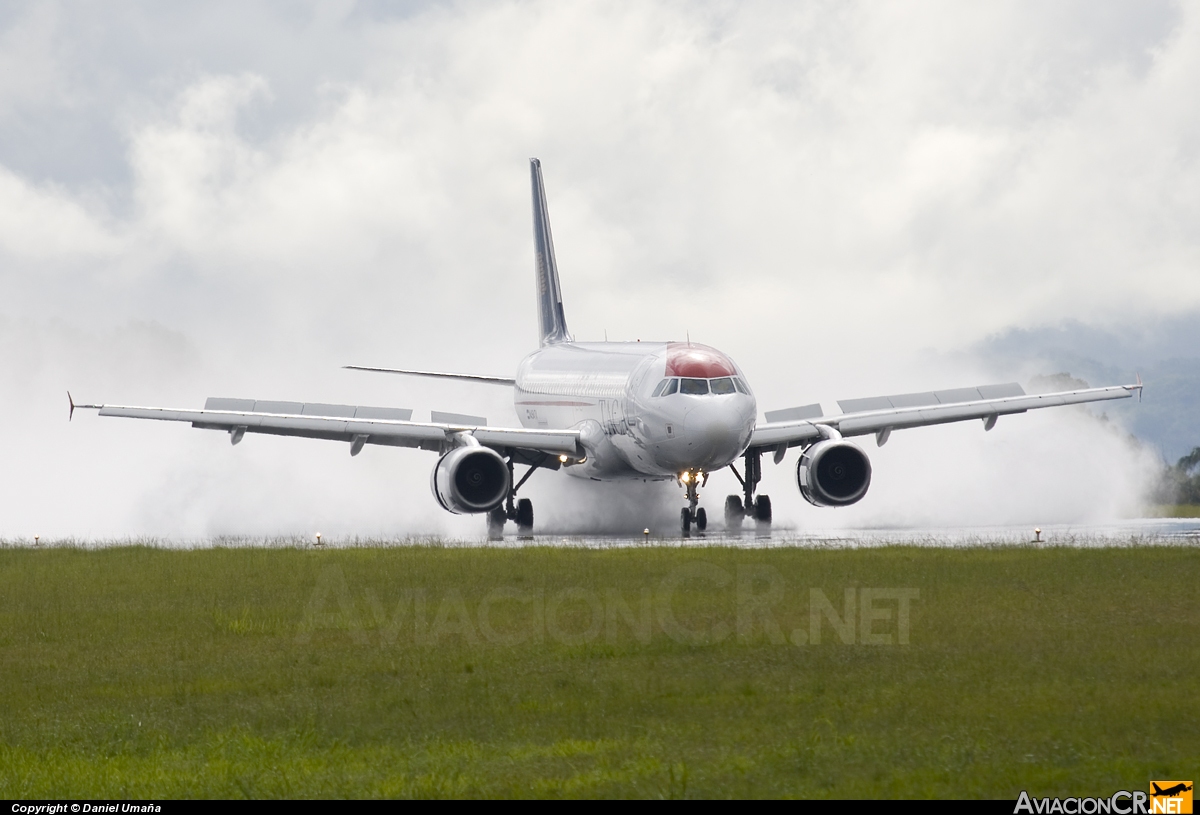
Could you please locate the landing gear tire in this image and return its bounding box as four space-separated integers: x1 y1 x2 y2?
680 507 692 535
516 498 534 532
487 508 507 539
695 507 707 532
724 495 745 529
754 495 772 524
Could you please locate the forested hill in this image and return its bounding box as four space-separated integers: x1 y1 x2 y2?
975 316 1200 463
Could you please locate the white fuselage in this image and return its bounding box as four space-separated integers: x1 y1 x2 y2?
514 341 757 480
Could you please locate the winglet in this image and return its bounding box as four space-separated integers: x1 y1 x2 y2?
68 392 103 420
1132 372 1143 402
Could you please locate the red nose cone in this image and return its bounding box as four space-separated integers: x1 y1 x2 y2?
665 343 737 378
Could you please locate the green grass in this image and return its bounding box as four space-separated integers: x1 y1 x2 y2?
1147 504 1200 517
0 544 1197 798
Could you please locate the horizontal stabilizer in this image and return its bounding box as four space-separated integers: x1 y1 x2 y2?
764 404 824 423
343 365 516 385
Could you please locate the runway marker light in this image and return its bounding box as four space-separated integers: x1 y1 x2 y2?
34 535 39 547
1034 527 1042 542
315 532 323 547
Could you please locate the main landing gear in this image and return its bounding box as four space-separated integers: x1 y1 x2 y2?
487 457 541 539
726 449 772 530
679 470 709 536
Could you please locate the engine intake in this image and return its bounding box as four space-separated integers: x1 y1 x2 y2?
431 446 510 514
796 439 872 507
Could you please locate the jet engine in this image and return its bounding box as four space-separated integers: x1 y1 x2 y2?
796 439 872 507
430 445 510 514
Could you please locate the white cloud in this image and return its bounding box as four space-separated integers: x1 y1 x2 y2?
0 166 122 258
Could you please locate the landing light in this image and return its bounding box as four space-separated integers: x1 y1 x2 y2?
559 455 568 463
680 471 691 483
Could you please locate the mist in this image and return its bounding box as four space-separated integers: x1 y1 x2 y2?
1 1 1194 539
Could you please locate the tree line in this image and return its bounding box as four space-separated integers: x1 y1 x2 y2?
1155 447 1200 505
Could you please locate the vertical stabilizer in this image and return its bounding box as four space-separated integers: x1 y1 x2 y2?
530 158 572 345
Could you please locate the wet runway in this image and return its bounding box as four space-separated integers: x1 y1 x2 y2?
7 518 1200 549
484 517 1200 548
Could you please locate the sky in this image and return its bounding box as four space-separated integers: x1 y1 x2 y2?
0 0 1195 540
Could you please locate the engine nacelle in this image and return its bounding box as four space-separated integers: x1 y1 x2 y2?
430 446 510 514
796 439 872 507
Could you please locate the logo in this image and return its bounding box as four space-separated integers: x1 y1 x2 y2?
1015 786 1193 814
1150 782 1193 814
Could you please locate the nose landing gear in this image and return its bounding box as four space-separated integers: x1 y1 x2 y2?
678 470 709 535
727 449 772 530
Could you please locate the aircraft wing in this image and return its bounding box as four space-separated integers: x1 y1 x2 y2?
750 381 1140 453
76 396 581 458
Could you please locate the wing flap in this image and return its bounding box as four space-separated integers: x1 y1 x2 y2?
93 400 579 457
836 382 1026 413
472 427 578 455
752 383 1137 449
203 397 414 422
763 403 824 423
431 410 487 426
748 421 823 448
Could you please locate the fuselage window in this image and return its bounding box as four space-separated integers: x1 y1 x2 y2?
651 379 669 397
679 378 709 395
710 377 736 395
662 378 679 396
733 377 750 395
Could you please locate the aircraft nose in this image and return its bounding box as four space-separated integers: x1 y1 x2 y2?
683 397 756 467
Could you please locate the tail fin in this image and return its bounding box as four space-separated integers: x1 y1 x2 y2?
530 158 572 345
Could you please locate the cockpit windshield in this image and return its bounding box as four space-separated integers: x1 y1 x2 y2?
652 376 750 396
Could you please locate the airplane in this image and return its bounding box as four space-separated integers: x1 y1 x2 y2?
71 158 1143 536
1152 783 1193 798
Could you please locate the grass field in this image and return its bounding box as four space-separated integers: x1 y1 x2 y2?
0 544 1197 798
1147 504 1200 517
